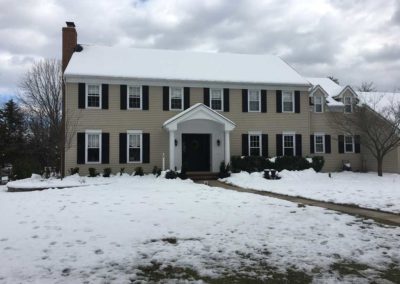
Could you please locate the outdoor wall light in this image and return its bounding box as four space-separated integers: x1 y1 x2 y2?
175 139 178 147
217 139 221 146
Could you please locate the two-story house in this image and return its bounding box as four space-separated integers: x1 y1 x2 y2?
62 22 400 176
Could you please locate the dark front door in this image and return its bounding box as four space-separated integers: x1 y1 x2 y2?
182 134 211 172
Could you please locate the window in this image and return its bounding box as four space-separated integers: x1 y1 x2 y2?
210 88 223 111
345 135 354 153
314 134 325 153
87 84 101 108
249 134 261 156
314 96 323 113
248 89 260 112
170 87 183 110
128 132 142 163
344 96 352 113
128 86 142 109
86 132 101 163
283 134 295 156
282 91 294 112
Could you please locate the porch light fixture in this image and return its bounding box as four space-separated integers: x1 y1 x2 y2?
175 139 178 147
217 139 221 146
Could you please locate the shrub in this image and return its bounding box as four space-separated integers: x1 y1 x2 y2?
273 156 311 172
119 167 125 176
103 167 112 177
179 163 187 180
152 166 161 177
134 167 144 176
88 168 98 177
165 170 178 179
231 156 274 173
218 161 231 178
311 156 325 172
69 167 79 175
11 158 41 180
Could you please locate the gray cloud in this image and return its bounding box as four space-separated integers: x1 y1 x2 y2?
0 0 399 99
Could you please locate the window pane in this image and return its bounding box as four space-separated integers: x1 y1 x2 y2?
87 148 99 162
211 89 222 110
129 148 141 162
283 135 294 156
129 134 141 148
88 95 100 107
284 147 294 156
250 148 260 156
248 90 260 111
129 86 141 108
88 134 100 148
283 102 293 112
249 101 259 111
88 85 99 95
171 88 182 109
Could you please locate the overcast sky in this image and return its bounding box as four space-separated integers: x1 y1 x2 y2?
1 0 399 103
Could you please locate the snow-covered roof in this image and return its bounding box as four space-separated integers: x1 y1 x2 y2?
357 91 400 119
307 77 345 106
64 45 310 86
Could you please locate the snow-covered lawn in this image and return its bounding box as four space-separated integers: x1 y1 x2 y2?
223 170 400 213
1 175 400 283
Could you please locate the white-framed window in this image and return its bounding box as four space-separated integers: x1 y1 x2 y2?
283 133 295 156
210 88 223 111
248 132 262 156
86 84 102 108
127 131 142 163
248 89 261 112
345 135 354 153
170 87 183 110
85 130 102 164
344 96 352 113
282 91 294 112
314 95 323 113
128 86 142 109
314 133 325 153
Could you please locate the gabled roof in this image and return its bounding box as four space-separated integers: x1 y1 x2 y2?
163 103 236 131
64 45 310 86
335 85 358 99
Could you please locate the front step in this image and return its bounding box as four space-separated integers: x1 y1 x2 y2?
187 172 219 181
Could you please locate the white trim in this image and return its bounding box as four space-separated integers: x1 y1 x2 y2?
127 131 143 163
344 135 355 153
247 89 261 112
282 132 296 156
85 130 102 164
248 132 262 157
314 95 324 113
209 88 224 111
282 90 295 113
344 96 353 113
127 85 143 110
169 86 184 111
314 133 325 154
85 83 102 109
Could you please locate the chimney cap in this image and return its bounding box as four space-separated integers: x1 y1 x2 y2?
66 21 75 28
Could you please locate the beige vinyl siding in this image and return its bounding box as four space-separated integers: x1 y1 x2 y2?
362 146 399 174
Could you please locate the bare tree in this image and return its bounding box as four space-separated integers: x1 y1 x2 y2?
358 81 376 92
18 59 63 170
331 93 400 176
327 76 339 84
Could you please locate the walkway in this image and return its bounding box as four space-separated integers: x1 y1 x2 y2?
205 180 400 226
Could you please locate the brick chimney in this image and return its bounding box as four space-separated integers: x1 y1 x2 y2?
62 21 77 72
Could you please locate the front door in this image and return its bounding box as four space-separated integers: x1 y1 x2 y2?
182 134 211 172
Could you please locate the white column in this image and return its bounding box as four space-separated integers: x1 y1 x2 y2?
169 130 175 170
224 130 230 165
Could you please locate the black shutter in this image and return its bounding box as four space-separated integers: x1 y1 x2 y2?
310 135 315 154
78 83 85 109
295 91 300 113
325 135 331 154
77 132 85 164
242 89 248 112
120 85 127 110
261 90 267 113
184 87 190 109
143 133 150 163
102 133 109 164
102 84 109 109
338 135 344 154
262 134 268 157
203 88 210 107
276 134 283 156
242 134 249 156
276 90 282 113
142 86 149 110
223 88 230 112
309 97 314 106
295 134 302 156
355 135 361 153
119 133 127 163
163 86 169 111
